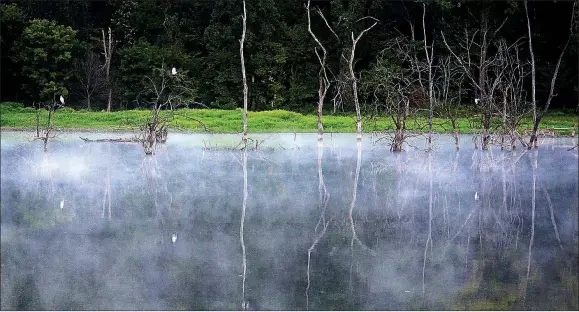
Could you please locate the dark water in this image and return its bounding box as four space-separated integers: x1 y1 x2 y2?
1 132 577 310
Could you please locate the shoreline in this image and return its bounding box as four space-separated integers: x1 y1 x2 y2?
1 126 576 138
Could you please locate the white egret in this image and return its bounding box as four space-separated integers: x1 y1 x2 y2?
474 98 480 105
474 192 479 200
171 233 177 244
59 95 65 105
60 199 64 209
171 67 177 75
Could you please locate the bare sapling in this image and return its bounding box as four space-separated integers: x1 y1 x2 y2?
34 96 63 152
73 50 106 110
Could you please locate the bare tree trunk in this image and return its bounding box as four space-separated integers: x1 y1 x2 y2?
307 1 334 142
526 1 575 148
525 1 537 146
35 102 40 138
240 1 248 144
102 27 113 112
422 3 435 147
349 18 378 141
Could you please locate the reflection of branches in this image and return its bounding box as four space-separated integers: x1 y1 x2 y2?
422 152 433 297
541 184 563 250
101 166 112 220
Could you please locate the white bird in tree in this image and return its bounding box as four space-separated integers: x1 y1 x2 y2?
59 95 65 105
474 98 480 105
171 67 177 75
474 192 479 200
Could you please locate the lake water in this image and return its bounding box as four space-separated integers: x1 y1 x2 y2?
1 132 577 310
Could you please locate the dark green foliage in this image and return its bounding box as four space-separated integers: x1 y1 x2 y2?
0 0 576 114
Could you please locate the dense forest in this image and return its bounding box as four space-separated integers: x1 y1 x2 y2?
1 0 577 115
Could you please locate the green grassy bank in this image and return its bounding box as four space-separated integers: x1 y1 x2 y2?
1 102 576 135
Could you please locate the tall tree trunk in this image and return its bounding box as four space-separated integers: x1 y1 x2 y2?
526 1 575 148
422 3 434 147
102 27 113 113
240 0 248 144
349 18 378 141
306 1 333 142
525 1 537 146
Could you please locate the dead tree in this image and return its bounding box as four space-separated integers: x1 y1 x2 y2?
34 101 62 152
101 27 114 112
240 0 249 145
137 65 197 155
435 55 464 150
73 51 106 110
495 39 530 150
441 5 508 150
525 0 576 148
306 0 338 141
349 17 378 141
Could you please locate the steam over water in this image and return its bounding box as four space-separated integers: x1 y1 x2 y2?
1 132 577 310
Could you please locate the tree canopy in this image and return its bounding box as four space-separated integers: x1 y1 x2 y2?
1 0 576 112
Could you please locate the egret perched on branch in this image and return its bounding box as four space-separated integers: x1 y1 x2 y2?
59 95 65 105
474 98 480 105
171 67 177 75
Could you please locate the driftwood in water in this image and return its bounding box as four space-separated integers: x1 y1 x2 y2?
79 137 139 143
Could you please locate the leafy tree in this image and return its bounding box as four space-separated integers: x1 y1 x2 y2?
12 19 78 102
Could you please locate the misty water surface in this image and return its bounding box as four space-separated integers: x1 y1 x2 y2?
1 132 577 310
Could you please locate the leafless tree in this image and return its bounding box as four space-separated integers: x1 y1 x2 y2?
306 0 338 141
240 0 249 145
494 39 530 150
34 100 62 152
525 0 576 148
136 65 197 155
349 17 378 141
101 27 114 112
435 55 464 150
441 5 508 150
73 51 106 110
